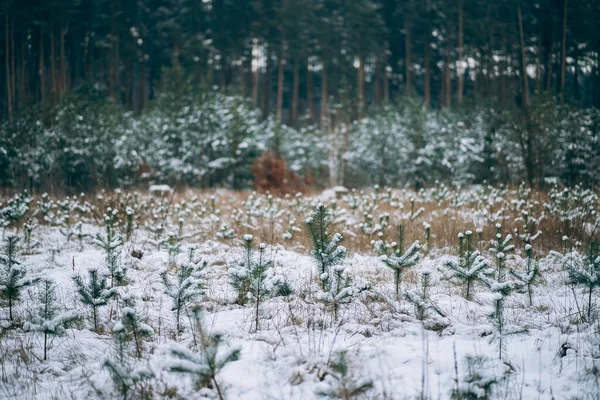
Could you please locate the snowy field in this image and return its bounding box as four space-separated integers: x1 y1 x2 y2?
1 185 599 399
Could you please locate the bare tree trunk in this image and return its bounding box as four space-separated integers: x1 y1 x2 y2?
40 26 45 102
306 58 315 120
11 20 16 110
444 52 451 108
5 16 12 122
276 53 284 123
405 18 412 96
291 55 299 126
139 59 145 111
561 0 568 104
51 28 56 98
457 0 464 104
423 0 431 110
518 4 530 107
60 25 67 97
262 54 270 118
320 59 328 131
252 52 259 108
383 53 389 104
357 55 365 119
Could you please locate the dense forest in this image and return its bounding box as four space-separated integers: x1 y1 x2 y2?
1 0 599 191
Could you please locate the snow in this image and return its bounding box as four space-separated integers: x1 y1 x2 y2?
1 192 599 400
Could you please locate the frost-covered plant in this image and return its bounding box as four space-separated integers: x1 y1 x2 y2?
145 218 166 250
305 203 347 290
0 235 38 321
403 271 446 321
113 307 154 358
0 192 31 231
104 308 154 400
283 218 301 241
510 244 539 306
94 217 126 287
451 354 505 399
72 269 116 332
166 231 182 266
316 262 368 322
23 279 78 360
479 251 521 360
315 350 373 399
22 215 39 254
125 207 135 241
216 224 236 240
489 225 514 258
378 224 421 300
161 258 206 334
423 222 431 254
567 241 600 321
166 306 241 400
228 236 282 330
443 231 490 300
73 221 91 251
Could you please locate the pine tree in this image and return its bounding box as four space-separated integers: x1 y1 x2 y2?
161 258 206 334
23 279 79 360
378 224 421 300
166 306 240 400
479 251 520 360
112 307 154 358
567 240 600 321
443 231 490 300
94 213 125 287
315 350 373 399
0 235 38 321
403 271 447 321
104 308 154 400
228 236 283 330
72 269 116 332
510 244 539 306
305 203 347 289
316 263 368 322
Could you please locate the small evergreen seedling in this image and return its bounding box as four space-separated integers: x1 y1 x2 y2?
94 214 125 287
479 252 520 360
567 240 600 321
22 216 39 254
72 269 116 332
0 235 38 321
161 258 206 334
510 244 539 306
443 231 490 300
305 204 347 289
166 231 182 266
403 271 447 321
316 263 368 322
113 307 154 358
229 236 282 330
379 224 421 300
166 306 240 400
23 279 78 360
315 350 373 399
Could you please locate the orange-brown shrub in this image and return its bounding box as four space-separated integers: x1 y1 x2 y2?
251 152 303 194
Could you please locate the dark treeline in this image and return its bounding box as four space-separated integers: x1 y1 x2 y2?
1 0 600 125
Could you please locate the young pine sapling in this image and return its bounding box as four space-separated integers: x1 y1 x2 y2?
443 231 490 300
72 269 116 332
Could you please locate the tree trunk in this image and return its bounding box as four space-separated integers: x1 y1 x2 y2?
561 0 568 104
276 54 284 123
252 55 259 108
383 53 389 104
60 25 67 97
40 25 45 102
5 15 12 122
320 59 328 131
51 28 56 98
262 55 270 118
444 52 451 108
423 0 431 110
291 55 299 126
518 5 530 108
306 59 315 120
405 18 412 96
11 20 16 111
357 55 365 119
139 59 146 111
457 0 464 104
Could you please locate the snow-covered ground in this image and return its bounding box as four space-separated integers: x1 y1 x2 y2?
1 188 599 399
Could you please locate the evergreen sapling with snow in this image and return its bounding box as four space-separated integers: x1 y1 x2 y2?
443 231 490 300
72 268 116 332
378 224 421 300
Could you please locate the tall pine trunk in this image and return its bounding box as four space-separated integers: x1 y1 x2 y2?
276 53 284 123
518 5 530 108
320 59 327 131
357 55 365 119
306 58 315 120
291 56 299 126
405 18 412 96
560 0 568 104
5 15 12 122
457 0 464 104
